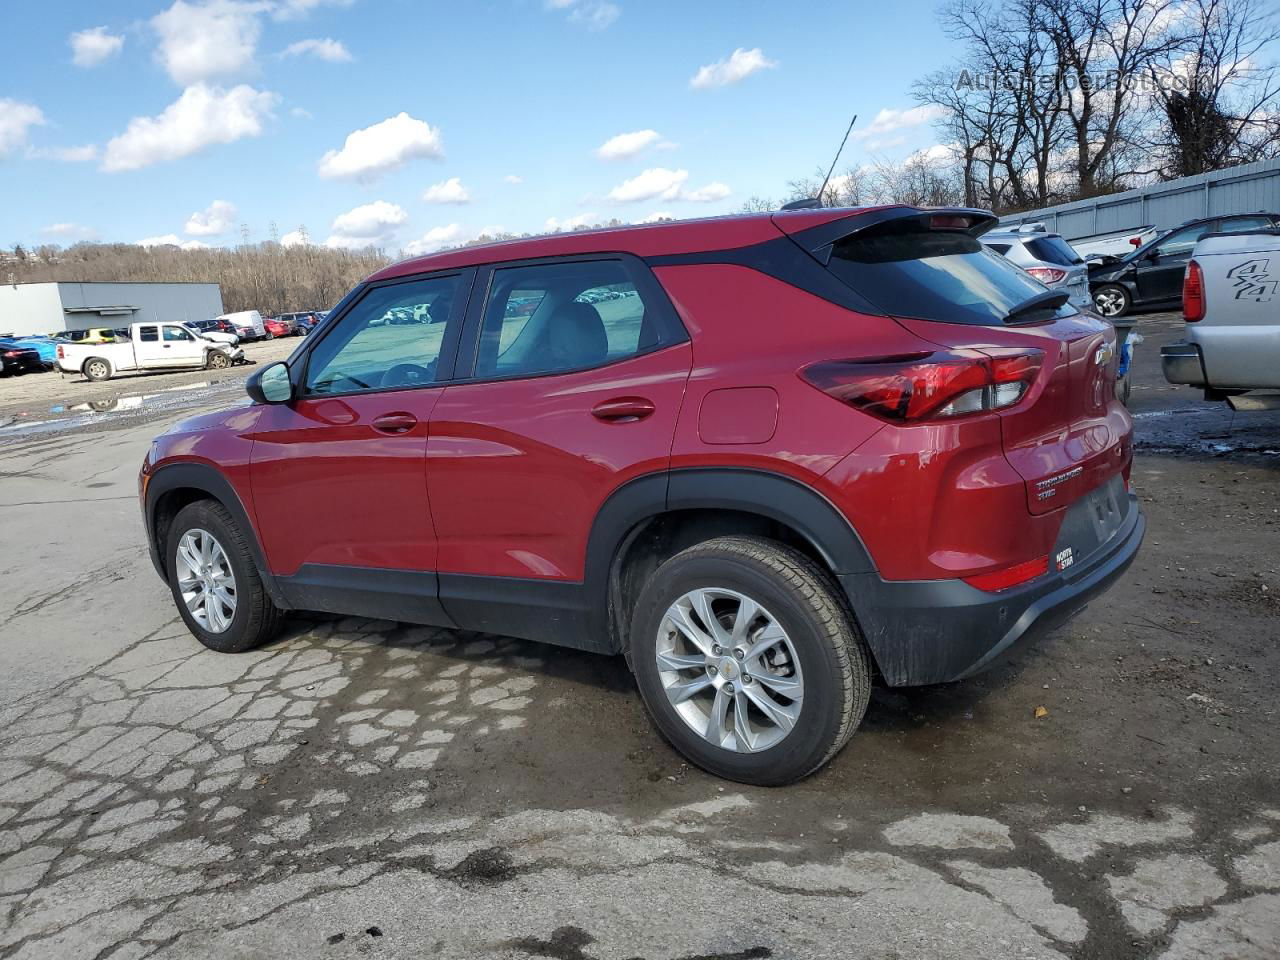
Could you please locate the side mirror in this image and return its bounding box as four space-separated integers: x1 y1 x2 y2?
246 361 294 405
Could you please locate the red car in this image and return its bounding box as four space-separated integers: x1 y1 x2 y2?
263 316 294 338
140 206 1143 784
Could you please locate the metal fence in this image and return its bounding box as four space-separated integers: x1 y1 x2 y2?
996 157 1280 241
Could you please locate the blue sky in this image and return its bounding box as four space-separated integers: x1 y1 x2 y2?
2 0 953 254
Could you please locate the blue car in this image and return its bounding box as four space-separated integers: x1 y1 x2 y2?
0 336 57 369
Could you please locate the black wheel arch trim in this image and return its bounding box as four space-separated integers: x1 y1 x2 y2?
583 466 877 653
144 462 288 608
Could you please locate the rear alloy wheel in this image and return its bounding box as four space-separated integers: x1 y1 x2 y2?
1092 284 1131 318
167 500 282 653
83 358 111 382
631 536 872 785
656 588 804 754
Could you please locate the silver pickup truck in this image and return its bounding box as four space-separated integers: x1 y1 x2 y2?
1161 229 1280 411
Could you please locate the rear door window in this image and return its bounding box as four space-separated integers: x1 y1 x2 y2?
1218 215 1274 234
473 260 656 379
1023 236 1083 265
825 221 1077 326
138 326 159 342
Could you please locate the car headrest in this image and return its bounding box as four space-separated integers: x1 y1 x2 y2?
548 301 608 368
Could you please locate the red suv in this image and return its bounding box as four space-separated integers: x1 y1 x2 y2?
140 206 1143 784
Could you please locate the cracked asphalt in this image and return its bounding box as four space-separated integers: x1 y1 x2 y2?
0 311 1277 959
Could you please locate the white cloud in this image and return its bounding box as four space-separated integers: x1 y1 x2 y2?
545 0 620 30
545 213 598 231
682 181 731 203
272 0 354 20
605 168 730 204
690 47 777 90
852 106 945 141
136 233 209 250
0 100 45 157
331 200 408 236
403 223 467 255
280 37 352 61
152 0 264 86
908 143 955 164
318 112 443 181
290 106 313 119
42 222 98 240
596 129 673 161
101 84 276 172
607 167 688 203
862 135 907 152
503 174 523 184
325 200 408 249
70 26 124 68
279 228 309 246
185 199 238 236
422 177 470 204
29 144 99 163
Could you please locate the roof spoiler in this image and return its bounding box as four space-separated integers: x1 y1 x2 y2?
783 206 999 265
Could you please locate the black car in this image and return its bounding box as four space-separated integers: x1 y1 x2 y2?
0 345 44 377
1089 212 1280 317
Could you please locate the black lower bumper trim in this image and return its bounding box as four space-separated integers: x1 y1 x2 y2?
841 495 1145 686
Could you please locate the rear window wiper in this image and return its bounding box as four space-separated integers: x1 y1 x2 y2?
1002 289 1070 324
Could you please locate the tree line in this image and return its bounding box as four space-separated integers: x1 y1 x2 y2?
4 241 391 316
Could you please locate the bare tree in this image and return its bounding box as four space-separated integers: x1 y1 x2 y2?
1147 0 1280 176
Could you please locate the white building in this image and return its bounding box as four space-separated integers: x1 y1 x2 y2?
0 281 224 338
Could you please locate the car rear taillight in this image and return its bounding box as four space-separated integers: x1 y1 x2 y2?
3 350 19 358
801 348 1044 422
1025 267 1067 284
56 344 65 359
1183 260 1205 322
963 555 1049 591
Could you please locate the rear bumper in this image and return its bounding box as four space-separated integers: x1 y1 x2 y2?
840 494 1144 686
1161 340 1207 386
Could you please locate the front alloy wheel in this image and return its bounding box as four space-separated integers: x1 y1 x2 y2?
167 499 282 653
175 528 237 633
656 588 803 753
1092 285 1130 318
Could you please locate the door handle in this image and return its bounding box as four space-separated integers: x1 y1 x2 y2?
371 412 418 434
591 397 655 422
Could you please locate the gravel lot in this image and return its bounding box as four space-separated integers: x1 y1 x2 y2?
0 311 1276 959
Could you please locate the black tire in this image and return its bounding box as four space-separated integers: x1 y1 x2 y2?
83 358 112 382
1092 284 1131 318
1116 371 1132 405
630 536 872 786
206 350 231 370
166 499 283 653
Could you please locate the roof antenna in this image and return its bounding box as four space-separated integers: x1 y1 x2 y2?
781 114 858 211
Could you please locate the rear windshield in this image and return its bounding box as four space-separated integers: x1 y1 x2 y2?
1023 235 1083 266
826 222 1078 326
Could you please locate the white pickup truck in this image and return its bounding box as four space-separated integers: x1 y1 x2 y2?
56 321 244 382
1161 229 1280 410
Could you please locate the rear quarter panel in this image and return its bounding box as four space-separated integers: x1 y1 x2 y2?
1191 234 1280 388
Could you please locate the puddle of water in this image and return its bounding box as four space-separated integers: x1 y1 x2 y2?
2 381 246 441
46 381 214 415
